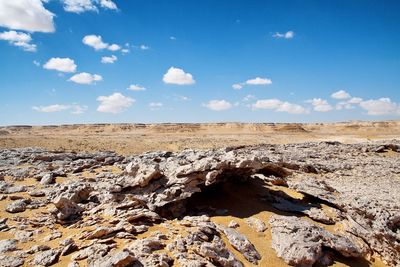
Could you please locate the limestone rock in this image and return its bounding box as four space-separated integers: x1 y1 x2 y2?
0 239 18 253
269 215 367 267
0 255 24 267
32 249 61 266
245 217 267 232
6 199 27 213
217 225 261 264
87 251 137 267
40 173 55 185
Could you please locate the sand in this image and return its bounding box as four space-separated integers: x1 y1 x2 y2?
1 121 399 155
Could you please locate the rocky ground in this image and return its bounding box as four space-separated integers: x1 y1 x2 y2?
0 141 399 267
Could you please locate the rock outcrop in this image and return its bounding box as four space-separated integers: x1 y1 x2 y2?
0 141 399 266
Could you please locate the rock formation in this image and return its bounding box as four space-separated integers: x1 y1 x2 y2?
0 141 399 266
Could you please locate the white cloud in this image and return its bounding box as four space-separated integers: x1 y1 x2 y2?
277 102 308 114
149 102 163 110
101 55 117 64
0 0 55 33
32 103 88 114
204 100 232 111
63 0 97 13
170 36 176 40
232 77 272 90
0 30 36 52
348 97 363 104
273 31 294 39
336 101 354 110
242 95 256 102
252 99 283 109
232 83 243 90
82 35 108 50
335 97 363 110
359 98 400 115
127 84 146 91
331 90 351 100
71 104 88 114
306 98 333 112
140 44 150 50
245 77 272 85
82 35 122 51
32 104 70 113
163 67 195 85
33 60 40 66
63 0 117 13
252 99 308 114
99 0 117 10
97 92 134 113
121 48 130 54
108 44 120 51
69 72 102 84
43 57 77 73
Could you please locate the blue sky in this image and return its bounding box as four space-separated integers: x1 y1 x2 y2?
0 0 399 125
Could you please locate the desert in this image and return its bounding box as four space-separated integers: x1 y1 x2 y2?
0 121 399 267
1 1 400 266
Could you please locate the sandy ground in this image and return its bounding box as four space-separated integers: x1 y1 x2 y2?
1 121 399 155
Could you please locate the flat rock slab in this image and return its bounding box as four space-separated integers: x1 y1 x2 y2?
269 215 367 267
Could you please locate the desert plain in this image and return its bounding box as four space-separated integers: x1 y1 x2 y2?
0 121 399 267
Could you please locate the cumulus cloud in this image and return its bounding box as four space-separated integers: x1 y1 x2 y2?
127 84 146 91
97 93 134 113
273 31 294 39
0 0 55 33
306 98 333 112
359 98 400 115
232 83 243 90
32 104 87 114
242 95 256 102
82 35 108 50
99 0 117 10
63 0 117 13
101 55 117 64
32 104 70 113
82 35 121 52
69 72 102 84
252 99 282 109
277 102 308 114
233 77 272 89
43 57 77 73
331 90 351 100
330 90 363 110
71 104 88 114
108 44 120 51
0 30 36 52
252 99 308 114
245 77 272 85
140 44 150 50
163 67 195 85
203 100 232 111
348 97 363 104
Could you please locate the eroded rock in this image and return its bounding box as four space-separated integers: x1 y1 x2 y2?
269 215 367 267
